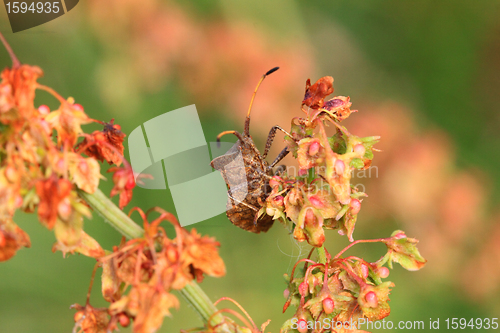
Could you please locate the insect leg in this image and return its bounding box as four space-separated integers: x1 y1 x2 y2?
262 125 294 159
227 192 259 212
252 210 261 227
269 146 290 168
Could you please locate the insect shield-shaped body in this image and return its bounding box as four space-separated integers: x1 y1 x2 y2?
211 67 291 233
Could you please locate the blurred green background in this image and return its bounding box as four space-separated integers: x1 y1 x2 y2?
1 1 499 332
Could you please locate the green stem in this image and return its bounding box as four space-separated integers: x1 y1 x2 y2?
316 245 327 264
179 283 226 325
78 188 228 330
78 188 143 239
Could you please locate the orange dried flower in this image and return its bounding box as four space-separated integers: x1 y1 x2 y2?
108 166 135 209
110 284 179 333
78 119 126 166
0 218 31 262
71 303 116 333
182 228 226 281
0 64 43 122
68 153 103 194
45 101 92 147
35 175 73 229
302 76 334 109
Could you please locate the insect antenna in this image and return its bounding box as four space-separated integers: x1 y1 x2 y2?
216 130 245 146
243 66 279 137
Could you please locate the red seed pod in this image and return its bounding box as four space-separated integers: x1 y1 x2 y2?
365 291 378 307
273 195 285 207
308 141 321 156
299 282 308 296
297 319 308 333
118 313 130 327
393 232 407 239
298 168 308 176
378 267 390 278
350 198 361 215
353 144 366 156
73 103 84 111
322 297 335 314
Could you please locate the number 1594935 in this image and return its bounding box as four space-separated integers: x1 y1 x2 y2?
5 2 60 14
445 318 498 330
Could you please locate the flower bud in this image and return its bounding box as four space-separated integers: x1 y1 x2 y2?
350 198 361 215
298 168 308 176
283 288 290 299
334 159 345 175
308 141 321 156
378 267 390 278
323 297 335 314
365 291 378 308
354 144 366 156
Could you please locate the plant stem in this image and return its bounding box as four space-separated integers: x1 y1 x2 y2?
316 245 327 264
179 283 226 325
78 188 228 331
334 238 385 259
78 188 143 239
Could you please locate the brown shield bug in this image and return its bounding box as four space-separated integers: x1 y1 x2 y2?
210 67 292 233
